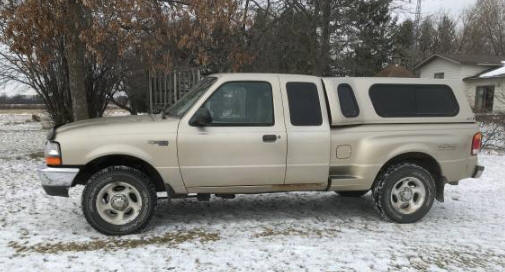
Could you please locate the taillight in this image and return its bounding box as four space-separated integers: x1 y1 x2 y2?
471 132 482 156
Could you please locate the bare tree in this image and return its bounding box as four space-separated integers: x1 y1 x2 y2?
459 0 505 56
479 114 505 151
0 46 74 124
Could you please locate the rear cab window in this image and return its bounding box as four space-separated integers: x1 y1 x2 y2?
286 82 323 126
369 84 459 117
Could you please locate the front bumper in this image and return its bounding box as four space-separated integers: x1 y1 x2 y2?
472 165 485 179
38 167 79 197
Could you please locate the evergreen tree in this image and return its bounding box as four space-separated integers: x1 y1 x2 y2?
434 14 457 54
417 17 436 61
393 19 415 68
344 0 396 76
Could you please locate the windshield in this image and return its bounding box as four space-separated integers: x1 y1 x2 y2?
164 77 217 118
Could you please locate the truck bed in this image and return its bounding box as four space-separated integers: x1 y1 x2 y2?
328 123 479 191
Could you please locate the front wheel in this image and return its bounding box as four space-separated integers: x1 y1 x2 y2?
372 163 435 223
82 166 157 235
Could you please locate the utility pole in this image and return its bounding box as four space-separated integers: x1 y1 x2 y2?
414 0 422 40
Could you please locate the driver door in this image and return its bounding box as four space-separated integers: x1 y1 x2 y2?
177 76 287 189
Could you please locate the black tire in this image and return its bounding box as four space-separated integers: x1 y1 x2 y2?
337 190 369 197
82 166 157 235
372 163 435 223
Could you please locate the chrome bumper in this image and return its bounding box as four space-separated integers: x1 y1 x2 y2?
472 165 485 179
38 167 79 197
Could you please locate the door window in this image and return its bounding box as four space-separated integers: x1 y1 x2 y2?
201 81 274 126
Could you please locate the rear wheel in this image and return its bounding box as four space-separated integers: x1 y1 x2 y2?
372 163 435 223
337 190 369 197
82 166 157 235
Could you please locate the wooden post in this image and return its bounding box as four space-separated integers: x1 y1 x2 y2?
164 72 167 106
148 70 153 114
158 72 162 111
173 70 178 102
168 72 172 105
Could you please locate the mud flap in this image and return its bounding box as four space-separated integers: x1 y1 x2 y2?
435 178 446 202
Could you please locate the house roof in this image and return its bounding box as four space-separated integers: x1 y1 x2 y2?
415 54 505 70
464 63 505 80
375 64 415 78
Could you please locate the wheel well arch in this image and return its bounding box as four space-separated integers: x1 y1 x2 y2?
73 155 168 193
374 152 445 201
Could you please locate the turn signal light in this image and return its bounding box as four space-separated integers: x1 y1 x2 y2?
44 141 62 166
46 157 62 166
471 132 482 156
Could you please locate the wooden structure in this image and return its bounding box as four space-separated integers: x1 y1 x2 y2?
148 68 201 113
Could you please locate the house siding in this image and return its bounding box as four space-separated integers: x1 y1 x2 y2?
417 57 505 113
418 58 463 79
460 65 490 79
464 78 505 113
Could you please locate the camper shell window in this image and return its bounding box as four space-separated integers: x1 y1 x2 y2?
369 84 459 117
337 84 360 118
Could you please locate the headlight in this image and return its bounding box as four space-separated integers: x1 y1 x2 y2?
44 141 62 166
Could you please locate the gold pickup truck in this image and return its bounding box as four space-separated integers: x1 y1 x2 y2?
39 74 484 235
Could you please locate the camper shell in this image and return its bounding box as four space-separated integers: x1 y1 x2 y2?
323 77 474 126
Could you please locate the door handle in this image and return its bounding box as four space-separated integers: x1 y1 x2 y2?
263 134 278 142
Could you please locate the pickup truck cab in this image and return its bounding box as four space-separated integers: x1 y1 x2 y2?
39 73 484 235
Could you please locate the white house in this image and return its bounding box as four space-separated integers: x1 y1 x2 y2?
415 54 505 113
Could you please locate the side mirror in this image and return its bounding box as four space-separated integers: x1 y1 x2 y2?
190 107 212 127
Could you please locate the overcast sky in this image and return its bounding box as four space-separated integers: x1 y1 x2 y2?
398 0 477 19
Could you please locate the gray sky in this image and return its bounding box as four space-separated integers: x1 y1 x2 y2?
398 0 477 19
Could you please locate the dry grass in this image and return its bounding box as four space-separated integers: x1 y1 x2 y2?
27 151 44 159
8 230 220 254
254 227 341 238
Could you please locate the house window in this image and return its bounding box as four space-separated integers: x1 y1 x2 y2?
434 73 445 79
475 86 495 113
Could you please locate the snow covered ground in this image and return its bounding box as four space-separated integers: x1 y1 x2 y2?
0 113 504 272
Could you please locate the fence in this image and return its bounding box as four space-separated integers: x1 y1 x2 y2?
148 68 201 113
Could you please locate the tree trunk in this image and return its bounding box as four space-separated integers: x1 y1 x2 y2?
312 1 321 76
313 0 330 76
319 0 331 76
65 0 89 121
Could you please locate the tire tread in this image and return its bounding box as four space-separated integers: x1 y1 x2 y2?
82 165 157 235
372 162 434 223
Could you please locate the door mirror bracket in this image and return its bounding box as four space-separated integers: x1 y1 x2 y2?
190 107 212 127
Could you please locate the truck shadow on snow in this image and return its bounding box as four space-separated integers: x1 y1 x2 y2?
151 192 380 225
8 192 453 255
9 192 380 254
